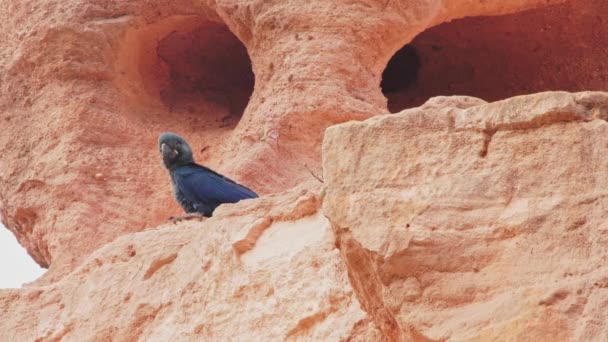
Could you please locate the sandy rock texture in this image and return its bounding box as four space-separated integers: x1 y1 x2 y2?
0 187 382 341
324 91 608 340
2 91 607 341
0 0 607 340
0 0 580 281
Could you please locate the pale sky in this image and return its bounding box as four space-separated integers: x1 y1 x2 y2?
0 223 46 288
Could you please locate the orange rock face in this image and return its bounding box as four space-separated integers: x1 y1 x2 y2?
323 92 608 340
0 187 383 341
1 0 607 340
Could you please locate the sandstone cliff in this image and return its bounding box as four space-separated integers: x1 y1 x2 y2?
1 0 607 340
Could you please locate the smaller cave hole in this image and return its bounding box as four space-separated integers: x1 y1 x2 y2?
382 0 608 113
155 22 254 127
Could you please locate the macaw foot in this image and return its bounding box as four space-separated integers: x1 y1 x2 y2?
169 213 207 224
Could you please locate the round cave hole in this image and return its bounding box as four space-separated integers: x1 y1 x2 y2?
382 0 608 113
156 22 254 127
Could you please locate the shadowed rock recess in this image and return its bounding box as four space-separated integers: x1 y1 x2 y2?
1 0 607 340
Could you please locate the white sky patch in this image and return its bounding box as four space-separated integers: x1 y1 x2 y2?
0 223 46 288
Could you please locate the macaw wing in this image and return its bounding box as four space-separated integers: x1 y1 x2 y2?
173 164 258 207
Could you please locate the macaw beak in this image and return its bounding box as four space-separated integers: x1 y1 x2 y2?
161 143 179 157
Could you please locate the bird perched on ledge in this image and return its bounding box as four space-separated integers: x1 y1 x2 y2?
158 132 258 222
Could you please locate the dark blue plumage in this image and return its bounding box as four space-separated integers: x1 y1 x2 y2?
159 132 258 218
171 163 258 216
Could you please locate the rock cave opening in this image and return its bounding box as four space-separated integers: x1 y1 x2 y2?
382 0 608 113
381 45 421 95
155 22 255 127
117 16 256 129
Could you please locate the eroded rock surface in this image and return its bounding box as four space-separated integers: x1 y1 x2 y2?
323 91 608 340
1 0 607 341
0 186 382 341
2 91 607 341
0 0 572 281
